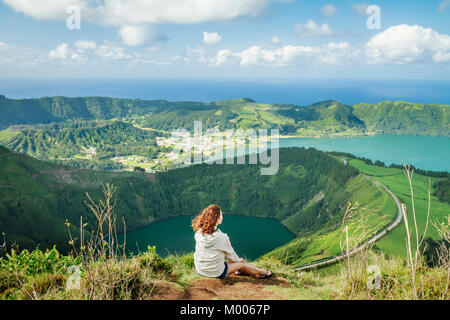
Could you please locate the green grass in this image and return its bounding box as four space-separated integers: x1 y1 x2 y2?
264 155 449 266
0 129 20 142
264 173 398 266
2 246 447 300
348 159 450 257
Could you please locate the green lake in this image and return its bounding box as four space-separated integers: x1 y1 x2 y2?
123 215 295 260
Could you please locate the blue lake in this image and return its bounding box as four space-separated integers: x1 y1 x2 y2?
217 134 449 172
277 134 449 172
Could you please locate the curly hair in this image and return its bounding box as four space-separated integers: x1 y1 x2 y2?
192 204 221 235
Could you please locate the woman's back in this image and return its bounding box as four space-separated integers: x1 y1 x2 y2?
194 229 240 277
192 204 271 280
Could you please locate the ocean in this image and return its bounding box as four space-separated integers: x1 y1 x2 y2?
1 78 449 106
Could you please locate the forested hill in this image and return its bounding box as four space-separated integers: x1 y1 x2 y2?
0 95 448 136
0 95 171 127
352 101 449 136
0 121 163 168
0 145 359 254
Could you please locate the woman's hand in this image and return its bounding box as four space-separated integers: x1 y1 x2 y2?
239 258 246 263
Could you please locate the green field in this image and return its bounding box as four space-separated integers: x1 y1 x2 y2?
263 155 449 266
347 159 450 257
263 173 398 265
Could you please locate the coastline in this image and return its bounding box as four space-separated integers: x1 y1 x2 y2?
276 131 378 139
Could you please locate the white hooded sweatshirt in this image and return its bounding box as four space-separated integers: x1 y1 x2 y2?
193 229 241 277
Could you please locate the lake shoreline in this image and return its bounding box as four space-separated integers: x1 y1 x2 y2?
276 132 378 139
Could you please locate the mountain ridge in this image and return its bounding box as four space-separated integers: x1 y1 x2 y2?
0 95 448 136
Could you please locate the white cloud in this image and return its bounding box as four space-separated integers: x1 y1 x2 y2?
365 25 450 64
3 0 267 49
118 25 168 46
214 49 233 66
438 0 450 11
3 0 85 20
317 42 359 65
119 25 150 46
49 42 89 62
48 41 137 63
6 24 450 72
3 0 269 25
49 43 70 59
203 32 222 45
0 42 46 68
74 40 97 50
236 42 357 66
146 46 162 53
295 20 334 37
95 42 133 60
271 35 282 45
186 46 208 64
352 3 368 16
320 4 337 17
238 46 264 66
1 39 178 70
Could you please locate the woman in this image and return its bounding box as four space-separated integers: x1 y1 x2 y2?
192 204 273 279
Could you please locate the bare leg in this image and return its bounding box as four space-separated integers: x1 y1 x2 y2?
226 262 268 277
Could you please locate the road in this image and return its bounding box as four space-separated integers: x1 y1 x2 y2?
293 179 403 272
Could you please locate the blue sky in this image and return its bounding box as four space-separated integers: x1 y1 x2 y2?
0 0 450 80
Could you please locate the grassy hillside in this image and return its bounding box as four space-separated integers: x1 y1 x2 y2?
1 245 447 300
263 155 450 266
0 121 164 170
263 174 397 265
0 145 174 253
0 95 171 129
353 101 449 136
277 100 366 136
0 146 362 255
346 158 450 257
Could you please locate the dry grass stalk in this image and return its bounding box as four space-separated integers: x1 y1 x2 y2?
431 216 450 300
339 201 388 299
402 164 432 299
66 183 132 299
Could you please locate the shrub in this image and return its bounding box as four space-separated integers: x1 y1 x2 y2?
137 246 173 274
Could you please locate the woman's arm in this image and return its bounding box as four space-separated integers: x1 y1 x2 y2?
221 233 241 262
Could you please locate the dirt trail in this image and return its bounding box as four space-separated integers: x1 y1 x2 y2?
153 274 292 300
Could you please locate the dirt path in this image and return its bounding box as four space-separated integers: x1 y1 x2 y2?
153 274 292 300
